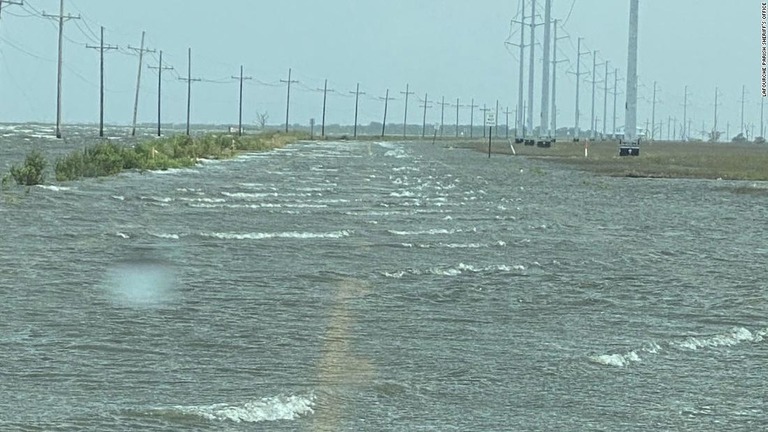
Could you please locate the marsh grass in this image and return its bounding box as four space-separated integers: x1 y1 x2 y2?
53 131 307 181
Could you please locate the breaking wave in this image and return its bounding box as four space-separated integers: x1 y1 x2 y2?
200 230 351 240
382 263 525 278
167 395 315 423
589 327 766 367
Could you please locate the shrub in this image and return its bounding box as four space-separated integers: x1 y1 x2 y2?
10 149 47 186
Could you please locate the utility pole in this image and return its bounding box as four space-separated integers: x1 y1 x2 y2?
281 68 299 133
602 61 609 138
400 83 414 137
568 37 589 140
540 0 552 137
42 0 80 139
588 51 604 139
740 84 746 135
349 83 364 138
317 79 331 137
551 19 568 139
469 98 477 138
230 65 252 136
453 98 464 137
438 96 449 137
178 48 201 136
0 0 24 23
682 85 690 140
379 89 393 137
479 105 491 138
494 100 499 137
420 93 432 138
527 0 537 136
650 81 657 140
148 50 173 137
667 115 671 140
503 106 512 138
85 26 117 137
610 68 623 139
128 31 155 136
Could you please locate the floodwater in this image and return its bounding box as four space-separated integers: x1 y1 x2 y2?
1 124 766 431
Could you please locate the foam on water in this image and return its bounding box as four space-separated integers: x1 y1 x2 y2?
589 351 642 367
200 230 351 240
590 327 767 367
149 232 181 240
381 263 524 278
673 327 764 350
36 185 72 192
170 395 315 423
388 228 464 236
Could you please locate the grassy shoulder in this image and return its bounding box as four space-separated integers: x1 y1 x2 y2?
3 131 308 186
454 138 768 181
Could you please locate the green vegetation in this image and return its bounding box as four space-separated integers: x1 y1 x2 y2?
54 131 307 181
8 149 46 186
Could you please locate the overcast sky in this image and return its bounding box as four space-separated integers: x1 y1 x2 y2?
0 0 760 137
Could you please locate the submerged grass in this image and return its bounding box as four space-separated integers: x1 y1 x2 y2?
53 131 308 181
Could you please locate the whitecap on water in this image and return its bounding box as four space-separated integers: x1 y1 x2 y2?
200 230 350 240
169 395 315 423
589 351 642 367
36 185 73 192
672 327 764 350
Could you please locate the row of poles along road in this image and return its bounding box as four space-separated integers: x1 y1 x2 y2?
8 0 760 142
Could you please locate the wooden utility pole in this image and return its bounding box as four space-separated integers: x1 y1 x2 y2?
468 99 477 138
400 83 414 137
317 79 332 137
231 65 252 135
379 89 393 137
349 83 364 138
85 26 117 137
0 1 25 32
42 0 79 139
280 68 299 132
420 93 431 138
479 105 491 138
178 48 201 136
148 50 173 136
452 98 464 138
128 31 155 136
503 106 512 138
438 96 449 137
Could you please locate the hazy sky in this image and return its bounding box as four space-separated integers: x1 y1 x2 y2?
0 0 760 137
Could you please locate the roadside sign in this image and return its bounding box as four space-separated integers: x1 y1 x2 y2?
485 112 495 126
